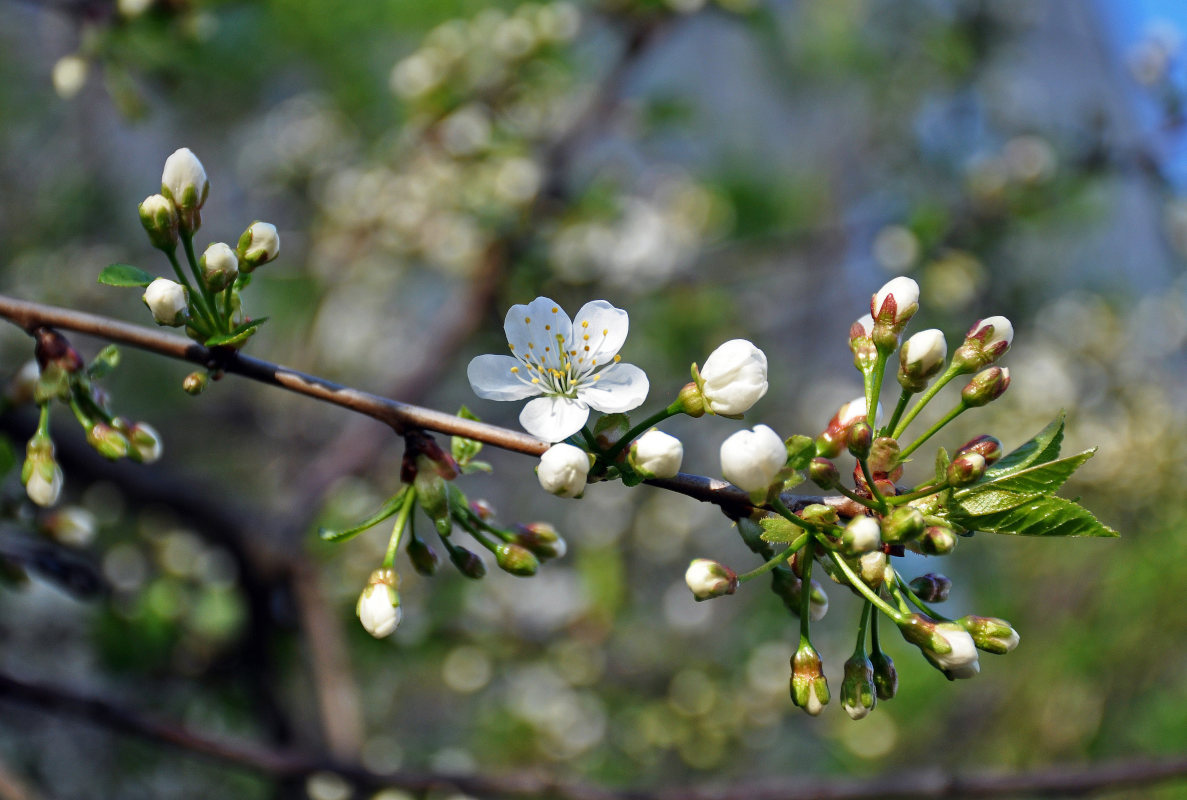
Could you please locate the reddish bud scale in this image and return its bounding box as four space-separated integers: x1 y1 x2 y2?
957 434 1004 465
33 328 83 373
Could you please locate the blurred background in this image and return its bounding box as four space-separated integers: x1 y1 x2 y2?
1 0 1186 797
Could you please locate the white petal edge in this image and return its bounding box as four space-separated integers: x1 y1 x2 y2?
571 300 629 367
504 297 573 367
467 354 542 401
578 363 649 413
519 395 591 442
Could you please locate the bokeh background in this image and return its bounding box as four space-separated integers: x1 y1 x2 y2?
1 0 1186 798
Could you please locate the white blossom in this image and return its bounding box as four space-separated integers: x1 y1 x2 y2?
629 429 683 479
468 297 649 442
356 570 402 638
872 275 920 325
842 516 882 555
719 424 786 492
697 339 768 416
142 279 188 326
535 442 592 498
971 315 1014 351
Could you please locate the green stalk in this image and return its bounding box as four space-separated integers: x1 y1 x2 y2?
857 457 888 513
165 250 218 332
381 488 417 569
798 539 816 640
737 533 809 582
865 351 889 432
825 548 903 623
853 600 873 657
886 482 948 506
181 232 225 332
898 401 968 461
600 400 683 464
769 497 818 534
892 364 964 439
834 484 883 511
883 387 912 437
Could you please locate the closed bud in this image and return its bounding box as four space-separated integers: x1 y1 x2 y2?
881 506 925 543
470 499 496 521
858 550 888 587
494 542 539 576
160 147 209 232
808 580 829 621
413 466 449 526
817 397 879 458
237 221 280 271
809 457 840 489
356 568 401 638
87 423 130 460
684 558 738 601
841 516 881 556
33 329 84 375
694 339 769 416
956 434 1003 465
871 276 920 348
961 367 1010 407
898 328 948 391
127 422 163 464
871 649 898 700
182 371 208 395
841 653 877 720
911 525 958 556
801 504 838 527
406 536 440 576
867 437 900 475
200 242 239 292
899 613 980 679
952 315 1013 372
514 522 567 560
847 421 873 459
138 194 179 250
449 546 486 579
628 429 684 479
790 641 830 716
909 572 952 603
849 314 878 371
142 278 188 327
536 443 592 499
22 434 63 508
947 452 987 486
720 424 787 493
958 614 1020 654
675 381 706 418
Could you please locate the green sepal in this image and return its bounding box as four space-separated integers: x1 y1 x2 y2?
319 487 409 543
204 318 268 347
619 465 645 487
87 345 121 380
451 406 484 467
784 435 815 471
759 515 800 544
98 263 155 287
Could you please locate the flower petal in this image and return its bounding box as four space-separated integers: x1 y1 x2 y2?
579 363 649 413
504 297 572 371
519 395 590 442
571 300 629 371
467 354 542 401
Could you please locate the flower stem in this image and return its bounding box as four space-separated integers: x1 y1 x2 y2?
898 401 968 461
737 533 809 582
382 488 417 569
892 364 964 440
886 482 948 506
854 599 873 657
165 250 217 332
857 457 888 513
580 426 600 453
883 387 912 437
798 539 816 640
769 497 818 534
834 484 883 511
601 400 683 464
181 232 224 332
824 547 903 623
865 351 888 431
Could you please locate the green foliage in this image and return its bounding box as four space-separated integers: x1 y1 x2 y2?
98 264 155 287
319 487 409 543
759 515 800 544
204 318 268 347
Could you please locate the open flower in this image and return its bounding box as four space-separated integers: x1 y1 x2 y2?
468 297 649 442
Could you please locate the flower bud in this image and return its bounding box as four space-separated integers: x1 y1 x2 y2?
124 422 163 464
356 568 402 638
182 371 208 395
43 507 98 547
684 558 738 601
160 147 209 232
494 542 539 576
790 641 830 715
413 464 450 527
841 653 877 720
871 276 920 347
858 550 888 588
200 242 239 292
628 429 683 479
808 579 829 621
800 504 838 527
909 572 952 603
536 443 592 498
809 457 840 489
956 434 1003 465
694 339 769 416
847 421 873 459
947 452 986 486
881 506 925 544
470 499 496 521
871 649 898 699
514 522 567 560
952 315 1013 371
720 424 786 493
911 525 958 556
138 194 179 250
22 433 63 508
958 615 1020 654
849 314 878 371
841 516 882 556
899 613 980 679
675 381 706 418
961 367 1010 407
32 329 83 378
406 535 440 576
867 437 900 476
449 546 486 579
142 278 188 327
816 396 879 458
87 423 130 460
237 221 280 271
898 328 947 392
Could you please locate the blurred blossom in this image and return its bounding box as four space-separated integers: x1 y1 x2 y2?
306 772 351 800
51 55 88 99
1162 199 1187 258
1128 21 1181 85
921 250 983 310
1003 135 1056 184
443 645 493 693
872 225 919 272
745 641 794 696
965 153 1009 207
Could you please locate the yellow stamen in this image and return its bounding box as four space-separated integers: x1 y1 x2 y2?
582 321 589 328
614 355 621 362
603 329 608 335
510 366 519 373
531 378 540 384
545 324 551 330
583 334 590 341
552 307 558 313
525 317 531 323
584 345 590 351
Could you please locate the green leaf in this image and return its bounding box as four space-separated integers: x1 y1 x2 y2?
949 493 1117 538
452 406 484 466
949 488 1038 517
98 264 155 287
87 345 121 379
988 412 1065 478
934 447 950 484
460 460 492 474
318 488 408 543
958 449 1095 499
204 318 268 347
759 515 800 544
784 435 815 470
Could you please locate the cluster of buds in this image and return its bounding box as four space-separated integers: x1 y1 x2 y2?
115 149 280 361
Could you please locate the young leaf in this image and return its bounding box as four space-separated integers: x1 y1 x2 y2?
949 487 1037 517
988 412 1065 477
784 435 815 470
87 345 121 380
949 494 1117 538
956 449 1095 498
204 318 268 347
319 488 409 543
452 406 484 467
98 264 155 287
934 446 950 484
760 515 801 544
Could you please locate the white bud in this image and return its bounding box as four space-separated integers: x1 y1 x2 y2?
872 276 920 325
536 443 591 498
854 313 874 337
25 464 63 508
628 429 683 479
356 569 402 638
684 558 738 600
52 55 89 99
901 329 947 378
974 315 1014 351
931 622 980 679
698 339 769 416
161 147 209 215
239 221 280 270
142 279 188 326
719 424 786 493
128 423 163 464
836 396 882 428
200 242 239 291
842 516 882 555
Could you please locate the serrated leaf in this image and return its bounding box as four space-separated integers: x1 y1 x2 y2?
784 435 815 470
934 447 950 484
949 488 1038 517
959 449 1095 499
87 345 121 379
98 264 155 287
318 488 408 543
759 515 800 544
989 412 1065 478
204 318 268 347
950 494 1117 538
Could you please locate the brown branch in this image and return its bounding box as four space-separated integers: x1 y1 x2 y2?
3 668 1187 800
